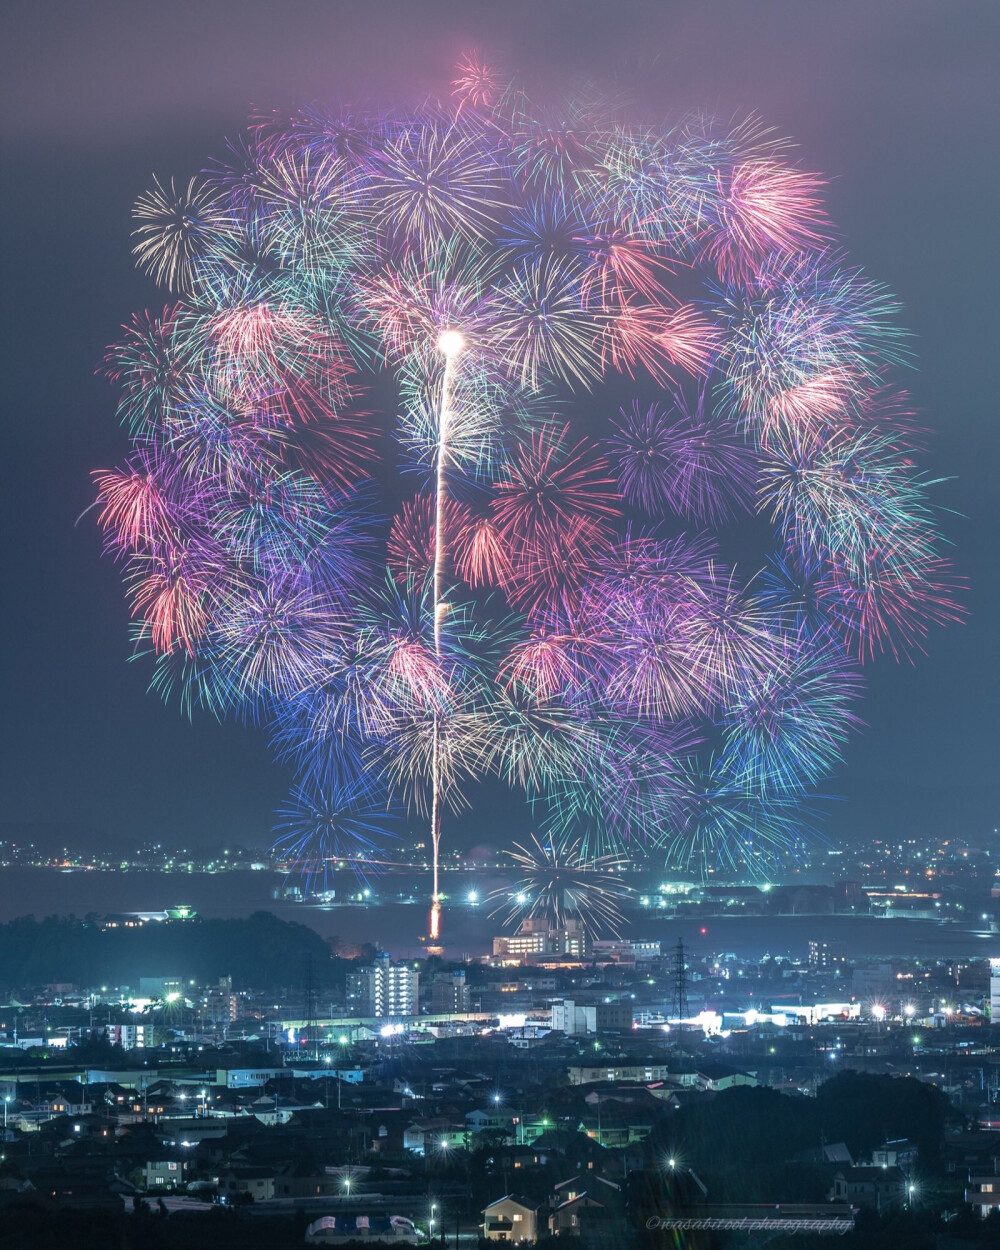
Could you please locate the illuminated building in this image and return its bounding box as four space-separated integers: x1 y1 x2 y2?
492 917 588 962
346 952 419 1019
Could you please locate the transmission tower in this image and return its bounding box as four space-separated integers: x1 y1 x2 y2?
672 938 689 1025
303 953 321 1060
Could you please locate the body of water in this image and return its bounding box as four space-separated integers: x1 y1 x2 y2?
0 867 996 963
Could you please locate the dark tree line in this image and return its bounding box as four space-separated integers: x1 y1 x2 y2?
0 911 346 993
641 1073 956 1204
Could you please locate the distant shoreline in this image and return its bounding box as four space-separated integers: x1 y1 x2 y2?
0 866 994 962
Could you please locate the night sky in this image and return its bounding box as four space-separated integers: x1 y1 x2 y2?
2 0 997 854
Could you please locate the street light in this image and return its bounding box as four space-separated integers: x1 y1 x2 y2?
3 1096 10 1129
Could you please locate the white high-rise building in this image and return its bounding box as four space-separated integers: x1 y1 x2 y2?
990 959 1000 1021
346 952 419 1019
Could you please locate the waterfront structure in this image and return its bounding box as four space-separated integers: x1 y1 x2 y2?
592 939 661 962
492 917 588 962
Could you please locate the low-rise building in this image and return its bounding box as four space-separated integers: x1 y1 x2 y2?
220 1166 276 1202
403 1118 467 1155
137 1155 190 1190
830 1166 905 1211
483 1195 541 1243
492 918 588 962
966 1166 1000 1218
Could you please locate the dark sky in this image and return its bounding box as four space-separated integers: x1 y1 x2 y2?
1 0 997 853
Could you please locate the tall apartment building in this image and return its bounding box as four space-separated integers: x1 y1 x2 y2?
426 970 470 1014
202 975 239 1025
990 960 1000 1021
346 952 419 1019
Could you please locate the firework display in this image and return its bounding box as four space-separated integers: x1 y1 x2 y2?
94 56 961 931
491 835 632 939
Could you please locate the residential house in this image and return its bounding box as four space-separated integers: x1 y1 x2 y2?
220 1165 275 1202
870 1138 918 1170
483 1195 541 1243
136 1155 190 1190
530 1128 610 1176
466 1108 516 1141
689 1065 758 1093
274 1160 344 1199
549 1191 607 1236
402 1118 467 1155
34 1082 92 1117
830 1166 905 1211
966 1164 1000 1218
547 1175 623 1239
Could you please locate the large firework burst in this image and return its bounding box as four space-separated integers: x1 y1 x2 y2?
94 52 961 924
491 834 631 938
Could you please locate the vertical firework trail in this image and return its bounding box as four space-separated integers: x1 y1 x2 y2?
430 329 465 939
